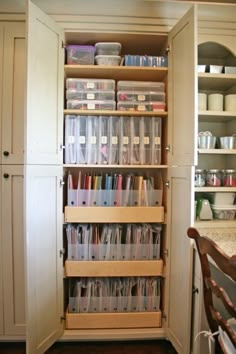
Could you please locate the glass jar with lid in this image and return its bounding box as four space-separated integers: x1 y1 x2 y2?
194 169 206 187
222 169 236 187
206 169 221 187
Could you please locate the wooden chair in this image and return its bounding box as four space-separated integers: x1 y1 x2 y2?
187 227 236 354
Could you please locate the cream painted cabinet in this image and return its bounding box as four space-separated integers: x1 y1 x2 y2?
1 165 25 336
0 22 25 165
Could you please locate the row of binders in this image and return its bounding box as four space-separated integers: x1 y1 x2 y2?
69 277 161 313
67 171 163 207
66 223 161 261
64 115 162 165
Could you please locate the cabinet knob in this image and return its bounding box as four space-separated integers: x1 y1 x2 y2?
3 151 9 157
3 173 9 179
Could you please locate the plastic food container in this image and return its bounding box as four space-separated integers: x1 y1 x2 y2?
95 42 121 55
66 90 115 101
211 205 236 220
66 100 116 110
117 81 165 92
117 91 166 103
66 45 95 65
205 192 235 205
117 101 166 112
198 135 216 149
95 55 121 66
66 78 115 91
218 136 236 149
209 65 223 74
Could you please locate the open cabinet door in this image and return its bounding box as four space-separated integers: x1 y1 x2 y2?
168 6 198 167
25 165 64 354
25 0 64 165
166 166 195 354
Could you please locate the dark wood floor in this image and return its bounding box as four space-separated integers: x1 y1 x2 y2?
0 340 177 354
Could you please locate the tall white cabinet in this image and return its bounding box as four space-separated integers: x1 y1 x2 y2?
1 1 236 354
0 20 26 338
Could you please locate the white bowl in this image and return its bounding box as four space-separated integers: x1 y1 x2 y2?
198 135 216 149
218 136 236 149
209 65 223 74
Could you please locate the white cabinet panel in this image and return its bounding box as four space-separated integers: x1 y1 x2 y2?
168 6 198 167
0 166 3 335
1 165 25 335
1 23 25 165
26 1 64 165
166 166 195 354
25 165 63 354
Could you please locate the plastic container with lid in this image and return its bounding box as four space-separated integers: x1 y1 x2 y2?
117 101 166 112
117 81 165 92
206 169 222 187
95 42 121 55
211 205 236 220
194 169 206 187
117 91 166 103
95 55 121 66
66 45 95 65
66 90 115 101
66 78 115 91
66 100 116 110
222 169 236 187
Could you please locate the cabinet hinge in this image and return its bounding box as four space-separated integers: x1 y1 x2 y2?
162 312 167 320
59 249 65 257
165 180 170 188
61 40 65 49
163 249 169 258
60 144 65 150
60 179 65 187
165 144 170 152
165 46 170 55
60 316 65 322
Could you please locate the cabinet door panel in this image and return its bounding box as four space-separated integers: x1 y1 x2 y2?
168 6 198 167
0 25 3 164
2 165 25 335
26 1 64 165
0 167 3 335
2 23 25 164
166 166 195 354
25 165 63 354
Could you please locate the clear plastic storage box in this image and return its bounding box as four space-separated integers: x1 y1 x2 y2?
117 101 166 112
66 45 95 65
66 89 115 101
211 205 236 220
95 42 121 55
66 78 116 91
117 81 165 92
117 91 166 103
95 55 121 66
66 100 116 110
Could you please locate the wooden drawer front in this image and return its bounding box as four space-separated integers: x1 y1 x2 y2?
66 311 162 329
64 206 164 223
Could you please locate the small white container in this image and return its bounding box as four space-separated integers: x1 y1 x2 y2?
224 66 236 74
225 94 236 112
209 65 223 74
197 65 206 73
95 55 121 66
207 192 235 206
95 42 121 55
208 93 223 111
198 93 207 110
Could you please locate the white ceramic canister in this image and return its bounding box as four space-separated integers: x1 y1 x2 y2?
208 93 223 111
225 94 236 112
198 93 207 110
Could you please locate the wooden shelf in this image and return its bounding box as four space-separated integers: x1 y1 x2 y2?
195 187 236 192
64 109 168 117
198 73 236 90
198 110 236 122
64 65 168 81
63 164 168 169
65 260 164 277
198 149 236 154
64 206 165 223
66 311 162 330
